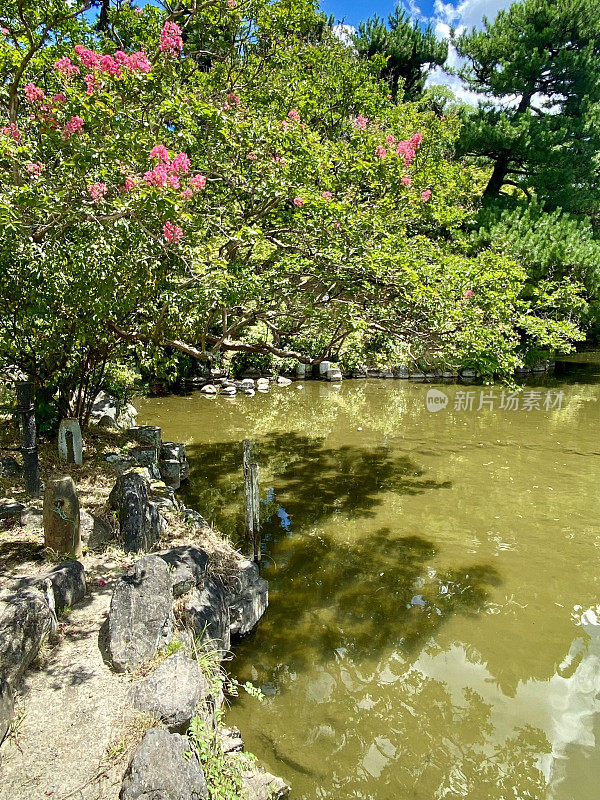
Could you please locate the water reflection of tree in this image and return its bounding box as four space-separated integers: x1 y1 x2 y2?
184 431 452 542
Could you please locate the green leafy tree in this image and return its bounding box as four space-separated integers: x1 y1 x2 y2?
454 0 600 212
354 9 448 101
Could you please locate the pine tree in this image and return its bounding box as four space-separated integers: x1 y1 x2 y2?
354 9 448 101
455 0 600 213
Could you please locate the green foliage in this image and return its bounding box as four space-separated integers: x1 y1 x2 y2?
455 0 600 213
188 714 252 800
354 9 448 101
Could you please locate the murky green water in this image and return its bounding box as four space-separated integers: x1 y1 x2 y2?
138 357 600 800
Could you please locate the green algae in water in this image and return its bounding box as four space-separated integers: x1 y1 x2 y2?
138 358 600 800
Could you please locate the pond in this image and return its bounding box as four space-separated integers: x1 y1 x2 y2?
138 356 600 800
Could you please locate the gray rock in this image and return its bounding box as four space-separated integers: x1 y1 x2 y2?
227 560 268 637
156 546 209 597
149 480 178 512
0 679 14 747
408 371 426 379
159 459 181 491
58 418 83 465
120 727 207 800
43 476 81 558
98 414 121 431
0 457 21 479
130 446 159 468
110 471 161 553
90 391 119 421
393 366 410 379
239 378 255 389
200 384 218 394
13 560 86 613
460 369 477 378
241 765 290 800
131 653 210 731
182 579 230 655
117 403 138 430
20 505 43 532
128 426 162 449
326 368 342 382
220 385 237 396
0 583 56 687
318 361 331 377
295 364 306 379
0 500 25 520
104 452 136 476
160 443 189 482
108 555 173 673
256 378 270 389
275 376 292 387
181 508 209 530
80 509 113 550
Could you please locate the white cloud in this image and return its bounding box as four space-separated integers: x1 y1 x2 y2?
425 0 515 105
332 23 356 48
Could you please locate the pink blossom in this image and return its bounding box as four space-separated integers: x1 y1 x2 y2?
288 109 300 122
227 92 241 107
168 174 180 189
247 152 257 161
51 93 67 104
170 152 190 174
123 176 136 191
463 289 474 298
85 73 101 95
190 174 206 192
227 0 237 7
144 164 169 187
293 197 305 207
281 120 290 131
180 188 193 200
26 162 44 176
410 132 423 149
421 189 431 202
273 155 284 163
149 144 170 164
401 175 412 187
1 27 9 36
62 115 84 139
88 182 107 202
395 140 416 167
385 134 395 145
114 50 131 67
163 220 183 242
129 51 152 73
159 21 183 56
25 82 45 103
354 115 368 130
99 54 121 77
54 56 80 77
321 191 333 200
375 145 387 158
223 101 230 110
74 46 100 69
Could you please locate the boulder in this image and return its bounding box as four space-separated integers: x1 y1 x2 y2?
239 378 255 389
108 555 173 672
20 504 43 532
43 560 86 612
295 364 306 379
228 560 269 637
156 546 209 597
159 459 181 491
0 500 25 521
393 366 410 379
0 679 14 747
117 403 138 430
131 653 210 731
130 446 159 468
460 368 477 378
241 765 290 800
181 508 209 530
256 378 269 390
181 578 230 654
326 368 342 382
43 476 81 558
148 480 178 512
0 457 21 479
275 376 292 387
97 414 121 431
80 509 113 550
220 385 237 396
0 582 56 687
110 471 161 553
318 361 331 378
160 443 189 481
120 727 207 800
128 426 162 449
90 391 119 421
200 384 218 395
104 452 136 476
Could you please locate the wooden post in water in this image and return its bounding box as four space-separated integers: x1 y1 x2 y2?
15 380 40 496
242 439 261 562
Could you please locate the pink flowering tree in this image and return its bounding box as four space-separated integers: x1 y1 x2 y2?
0 0 584 423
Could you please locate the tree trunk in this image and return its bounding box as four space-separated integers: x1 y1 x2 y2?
483 151 511 201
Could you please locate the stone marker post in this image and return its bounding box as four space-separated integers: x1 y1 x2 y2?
15 380 40 495
43 476 81 558
58 418 83 465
